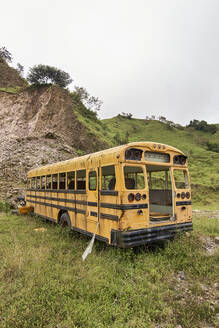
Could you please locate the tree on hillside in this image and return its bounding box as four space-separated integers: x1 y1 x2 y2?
16 63 24 76
188 119 217 134
0 46 12 63
74 86 103 112
27 64 73 88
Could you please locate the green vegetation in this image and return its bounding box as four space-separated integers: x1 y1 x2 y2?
0 212 218 328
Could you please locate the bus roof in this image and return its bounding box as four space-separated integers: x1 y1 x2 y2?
27 141 185 177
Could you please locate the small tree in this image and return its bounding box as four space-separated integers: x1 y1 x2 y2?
74 86 102 111
16 63 24 76
27 64 73 88
0 46 12 63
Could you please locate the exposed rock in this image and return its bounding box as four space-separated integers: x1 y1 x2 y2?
0 59 26 88
0 85 107 203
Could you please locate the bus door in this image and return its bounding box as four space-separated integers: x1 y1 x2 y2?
146 165 173 223
172 168 191 221
87 169 99 227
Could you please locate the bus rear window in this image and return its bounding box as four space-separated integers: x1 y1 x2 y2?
145 152 170 163
173 169 189 189
124 166 145 189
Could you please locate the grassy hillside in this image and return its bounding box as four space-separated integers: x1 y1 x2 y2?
0 212 218 328
75 110 219 208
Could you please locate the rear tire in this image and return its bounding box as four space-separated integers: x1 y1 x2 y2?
60 212 71 229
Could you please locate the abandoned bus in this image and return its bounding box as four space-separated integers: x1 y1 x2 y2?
25 142 192 247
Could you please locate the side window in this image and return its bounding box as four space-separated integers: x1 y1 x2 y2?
41 176 46 189
124 166 145 190
101 165 116 190
46 175 51 189
173 169 189 189
52 174 58 190
59 173 66 190
77 170 86 190
67 171 75 190
89 171 97 190
31 178 35 189
36 177 41 189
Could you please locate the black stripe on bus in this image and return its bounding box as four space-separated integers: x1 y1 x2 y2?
26 199 118 221
26 199 86 214
90 211 98 217
100 213 119 221
26 189 86 194
101 190 118 196
26 194 92 206
100 203 148 210
26 194 148 211
176 201 192 206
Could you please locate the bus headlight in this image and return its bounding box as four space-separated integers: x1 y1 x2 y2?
142 194 146 200
181 192 186 199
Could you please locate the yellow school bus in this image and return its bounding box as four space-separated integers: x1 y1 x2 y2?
26 142 192 247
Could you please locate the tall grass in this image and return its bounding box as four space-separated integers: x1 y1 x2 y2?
0 212 218 328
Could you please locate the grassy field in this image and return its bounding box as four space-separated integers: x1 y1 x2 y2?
0 212 218 328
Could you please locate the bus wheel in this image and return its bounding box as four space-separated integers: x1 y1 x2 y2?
60 212 71 228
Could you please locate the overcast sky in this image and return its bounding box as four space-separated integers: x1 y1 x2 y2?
1 0 219 125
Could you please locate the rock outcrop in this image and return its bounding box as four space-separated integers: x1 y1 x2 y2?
0 84 106 205
0 59 26 88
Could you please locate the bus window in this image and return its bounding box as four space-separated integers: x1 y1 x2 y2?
31 178 35 189
52 174 58 189
173 170 189 189
124 166 145 189
67 172 75 190
101 165 116 190
36 177 41 189
77 170 86 190
41 176 46 189
46 175 51 189
89 171 97 190
59 173 66 190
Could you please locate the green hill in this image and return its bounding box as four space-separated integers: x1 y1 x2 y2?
75 110 219 209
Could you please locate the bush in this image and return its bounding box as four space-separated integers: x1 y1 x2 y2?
207 142 219 153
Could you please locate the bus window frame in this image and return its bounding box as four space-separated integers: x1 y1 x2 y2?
101 165 117 191
172 168 190 190
122 163 147 191
76 169 86 191
88 170 97 191
67 171 75 190
59 172 66 190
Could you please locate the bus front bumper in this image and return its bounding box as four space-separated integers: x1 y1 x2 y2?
111 222 193 248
